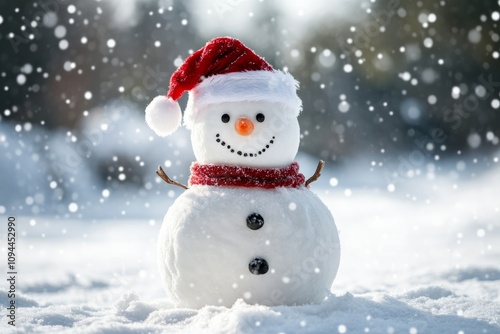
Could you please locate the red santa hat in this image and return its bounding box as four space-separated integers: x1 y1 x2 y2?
145 37 302 137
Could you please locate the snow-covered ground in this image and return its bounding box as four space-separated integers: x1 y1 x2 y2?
1 157 499 333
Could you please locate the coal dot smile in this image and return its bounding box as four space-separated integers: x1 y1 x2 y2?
216 134 275 157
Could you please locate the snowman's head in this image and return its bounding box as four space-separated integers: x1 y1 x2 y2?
190 100 300 168
145 37 303 168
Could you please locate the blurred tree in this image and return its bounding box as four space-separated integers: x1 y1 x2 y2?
0 0 203 190
284 0 499 162
0 0 200 129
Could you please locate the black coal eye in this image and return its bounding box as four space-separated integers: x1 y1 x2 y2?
256 113 265 122
221 114 230 123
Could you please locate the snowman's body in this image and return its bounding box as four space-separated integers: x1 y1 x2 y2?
146 37 341 308
158 185 340 308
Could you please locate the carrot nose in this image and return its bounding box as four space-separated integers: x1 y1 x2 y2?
235 117 254 136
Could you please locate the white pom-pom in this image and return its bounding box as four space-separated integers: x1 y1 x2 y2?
145 96 182 137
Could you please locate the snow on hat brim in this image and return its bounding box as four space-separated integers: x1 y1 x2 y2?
183 70 302 129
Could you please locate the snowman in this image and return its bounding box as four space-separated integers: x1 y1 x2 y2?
145 37 340 308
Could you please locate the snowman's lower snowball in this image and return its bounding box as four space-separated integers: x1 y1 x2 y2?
157 185 341 308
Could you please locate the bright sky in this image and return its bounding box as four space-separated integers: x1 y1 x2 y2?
103 0 365 36
189 0 365 39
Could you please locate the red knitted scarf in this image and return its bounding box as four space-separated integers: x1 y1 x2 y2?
189 162 305 189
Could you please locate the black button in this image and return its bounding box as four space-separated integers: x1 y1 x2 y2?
246 213 264 230
249 258 269 275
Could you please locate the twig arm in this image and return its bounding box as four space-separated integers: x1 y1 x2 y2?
156 165 189 190
305 160 325 187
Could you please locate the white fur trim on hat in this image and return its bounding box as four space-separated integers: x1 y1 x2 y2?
183 70 302 129
145 96 182 137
